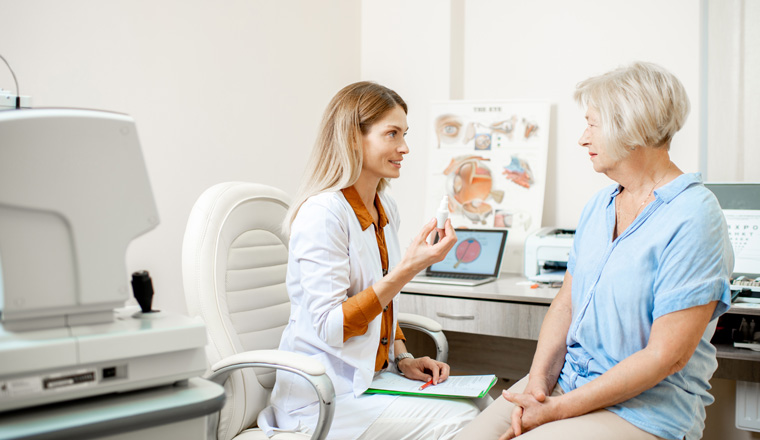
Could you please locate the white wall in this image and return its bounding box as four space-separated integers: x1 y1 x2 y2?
465 0 702 228
0 0 361 313
706 0 760 183
361 0 702 261
361 0 455 251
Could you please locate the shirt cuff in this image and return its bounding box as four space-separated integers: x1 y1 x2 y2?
395 322 406 342
342 286 383 342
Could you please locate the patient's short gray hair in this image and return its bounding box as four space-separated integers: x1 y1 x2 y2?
574 61 690 160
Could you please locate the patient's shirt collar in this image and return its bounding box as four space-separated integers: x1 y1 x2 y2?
608 172 703 205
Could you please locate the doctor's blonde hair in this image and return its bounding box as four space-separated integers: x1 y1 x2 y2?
284 81 407 235
574 61 690 161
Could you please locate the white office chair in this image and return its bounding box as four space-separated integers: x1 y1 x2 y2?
182 182 448 440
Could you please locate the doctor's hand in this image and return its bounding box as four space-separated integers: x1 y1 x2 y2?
374 219 456 307
400 218 457 274
434 218 450 242
397 356 450 385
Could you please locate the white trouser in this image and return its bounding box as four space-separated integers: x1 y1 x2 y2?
357 395 484 440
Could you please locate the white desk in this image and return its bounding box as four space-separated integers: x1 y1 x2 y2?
400 274 760 382
400 274 557 341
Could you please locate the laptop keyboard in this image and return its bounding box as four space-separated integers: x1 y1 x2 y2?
434 273 489 280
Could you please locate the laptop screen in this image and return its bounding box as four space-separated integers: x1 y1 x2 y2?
428 228 508 277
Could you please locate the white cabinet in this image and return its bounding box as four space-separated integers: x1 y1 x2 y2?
399 293 548 340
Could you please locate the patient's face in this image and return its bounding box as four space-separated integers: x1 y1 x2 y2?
579 106 615 174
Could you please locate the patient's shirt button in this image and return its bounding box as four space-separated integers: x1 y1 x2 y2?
381 337 388 345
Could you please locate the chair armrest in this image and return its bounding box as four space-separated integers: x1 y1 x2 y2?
398 313 442 332
206 350 335 440
210 350 326 377
398 313 449 364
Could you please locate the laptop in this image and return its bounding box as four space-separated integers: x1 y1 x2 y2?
412 228 509 286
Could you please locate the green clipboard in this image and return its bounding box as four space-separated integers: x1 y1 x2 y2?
364 372 497 399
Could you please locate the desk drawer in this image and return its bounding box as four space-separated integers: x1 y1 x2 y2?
399 293 548 340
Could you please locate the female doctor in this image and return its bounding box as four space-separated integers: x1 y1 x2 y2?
258 81 481 440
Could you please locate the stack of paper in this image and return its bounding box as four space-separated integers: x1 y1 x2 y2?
365 372 497 399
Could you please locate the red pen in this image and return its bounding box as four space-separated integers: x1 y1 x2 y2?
418 379 434 391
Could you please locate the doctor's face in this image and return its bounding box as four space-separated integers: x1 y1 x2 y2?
361 105 409 181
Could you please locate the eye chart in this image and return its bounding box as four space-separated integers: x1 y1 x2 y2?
723 209 760 275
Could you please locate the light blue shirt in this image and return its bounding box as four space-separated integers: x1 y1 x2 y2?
559 173 734 440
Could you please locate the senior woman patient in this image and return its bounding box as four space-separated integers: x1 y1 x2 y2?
455 62 734 440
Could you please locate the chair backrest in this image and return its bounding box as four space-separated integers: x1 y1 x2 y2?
182 182 291 440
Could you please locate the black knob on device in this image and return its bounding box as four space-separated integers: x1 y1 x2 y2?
131 270 155 313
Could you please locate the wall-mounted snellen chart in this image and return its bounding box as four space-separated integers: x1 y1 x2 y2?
723 210 760 276
426 101 550 273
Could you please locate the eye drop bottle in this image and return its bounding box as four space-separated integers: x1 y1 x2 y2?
436 196 449 229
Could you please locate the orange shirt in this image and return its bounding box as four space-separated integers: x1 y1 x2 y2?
340 186 405 371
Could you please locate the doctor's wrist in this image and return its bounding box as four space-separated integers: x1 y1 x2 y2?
395 352 414 373
395 352 414 364
391 259 418 279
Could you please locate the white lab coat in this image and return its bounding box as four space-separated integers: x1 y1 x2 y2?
258 190 403 440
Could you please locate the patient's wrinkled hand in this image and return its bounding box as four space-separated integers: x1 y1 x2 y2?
499 389 560 439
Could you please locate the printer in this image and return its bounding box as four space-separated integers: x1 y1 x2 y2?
524 227 575 283
0 109 207 412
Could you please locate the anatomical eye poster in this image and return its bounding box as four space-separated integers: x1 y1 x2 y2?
426 100 550 273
